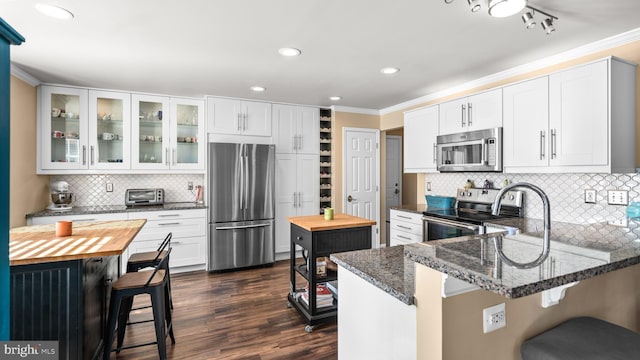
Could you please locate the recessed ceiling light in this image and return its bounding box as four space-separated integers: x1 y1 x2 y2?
278 48 302 57
380 67 400 75
250 86 266 92
35 3 74 20
329 96 342 101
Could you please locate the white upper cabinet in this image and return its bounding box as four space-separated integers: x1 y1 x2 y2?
403 105 439 173
272 104 319 154
170 98 205 171
504 58 636 173
39 86 89 171
439 88 502 135
131 94 171 170
503 76 549 169
207 97 272 137
548 60 608 167
88 90 131 170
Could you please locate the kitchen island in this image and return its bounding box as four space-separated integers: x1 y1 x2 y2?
287 213 375 332
332 218 640 360
9 219 146 360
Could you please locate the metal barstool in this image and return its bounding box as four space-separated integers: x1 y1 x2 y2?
521 317 640 360
127 232 173 308
104 247 175 359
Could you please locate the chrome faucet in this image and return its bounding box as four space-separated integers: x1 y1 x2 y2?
492 182 551 269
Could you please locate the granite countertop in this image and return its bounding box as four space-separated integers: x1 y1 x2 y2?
335 217 640 302
390 204 427 215
405 218 640 298
330 245 415 305
10 219 146 266
26 202 207 218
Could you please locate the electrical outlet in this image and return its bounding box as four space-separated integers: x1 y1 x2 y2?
187 181 193 191
608 218 629 227
584 189 596 203
106 182 113 192
483 303 506 333
607 190 629 205
427 182 432 192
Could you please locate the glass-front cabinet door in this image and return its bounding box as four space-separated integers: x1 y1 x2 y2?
170 98 205 170
132 94 170 170
88 90 131 170
40 86 88 170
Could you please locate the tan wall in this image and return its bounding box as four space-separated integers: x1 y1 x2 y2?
10 76 49 227
380 39 640 204
416 263 640 360
332 111 380 217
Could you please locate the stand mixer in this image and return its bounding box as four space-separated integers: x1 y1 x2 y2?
47 180 74 211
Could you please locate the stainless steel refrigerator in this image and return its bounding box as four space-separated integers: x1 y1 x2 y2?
207 142 275 271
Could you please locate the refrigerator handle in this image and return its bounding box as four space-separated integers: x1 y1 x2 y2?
239 144 245 210
244 148 249 211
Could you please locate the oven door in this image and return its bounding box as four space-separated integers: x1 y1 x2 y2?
423 216 481 241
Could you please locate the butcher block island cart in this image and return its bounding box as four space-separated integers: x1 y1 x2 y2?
287 214 376 332
9 219 146 360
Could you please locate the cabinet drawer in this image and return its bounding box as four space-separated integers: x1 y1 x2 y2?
389 210 422 224
28 212 128 225
127 209 205 221
127 236 206 268
134 217 206 241
390 219 423 235
390 229 423 245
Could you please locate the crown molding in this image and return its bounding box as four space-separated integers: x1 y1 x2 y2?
10 64 40 87
332 105 380 116
380 26 640 115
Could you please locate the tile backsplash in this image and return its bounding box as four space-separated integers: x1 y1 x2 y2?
425 173 640 224
51 174 205 207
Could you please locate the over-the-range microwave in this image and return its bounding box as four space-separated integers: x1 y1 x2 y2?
436 127 502 172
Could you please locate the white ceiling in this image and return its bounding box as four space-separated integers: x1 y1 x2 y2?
3 0 640 111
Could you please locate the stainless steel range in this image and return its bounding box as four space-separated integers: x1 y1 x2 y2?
423 187 524 241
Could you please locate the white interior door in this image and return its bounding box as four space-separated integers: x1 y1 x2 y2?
385 135 402 211
343 127 380 248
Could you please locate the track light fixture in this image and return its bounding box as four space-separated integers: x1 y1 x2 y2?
468 0 481 12
521 11 536 29
443 0 558 35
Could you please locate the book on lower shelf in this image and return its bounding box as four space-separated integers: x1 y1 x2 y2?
300 282 335 308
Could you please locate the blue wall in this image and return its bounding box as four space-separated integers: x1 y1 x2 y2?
0 18 24 341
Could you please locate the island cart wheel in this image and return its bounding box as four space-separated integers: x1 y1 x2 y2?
305 325 314 333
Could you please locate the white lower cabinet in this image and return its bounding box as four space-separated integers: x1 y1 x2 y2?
389 209 424 246
126 209 206 273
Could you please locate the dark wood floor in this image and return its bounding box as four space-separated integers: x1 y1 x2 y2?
109 260 337 360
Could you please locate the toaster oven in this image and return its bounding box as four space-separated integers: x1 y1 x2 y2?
125 188 164 206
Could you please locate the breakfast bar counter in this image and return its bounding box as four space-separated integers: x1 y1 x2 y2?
10 219 146 266
9 219 147 360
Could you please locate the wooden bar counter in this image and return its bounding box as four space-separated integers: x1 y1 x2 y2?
287 213 375 332
9 219 146 360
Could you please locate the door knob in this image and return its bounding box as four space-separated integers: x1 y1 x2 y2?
347 195 354 202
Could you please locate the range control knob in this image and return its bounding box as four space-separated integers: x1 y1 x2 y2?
465 191 472 197
509 194 515 201
460 191 465 196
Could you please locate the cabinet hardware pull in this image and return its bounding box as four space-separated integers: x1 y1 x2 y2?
82 145 87 165
397 225 412 230
397 235 411 240
158 214 180 217
433 143 437 164
296 236 303 241
540 130 545 160
467 103 473 126
298 192 302 208
93 258 103 263
397 215 411 219
461 104 466 127
73 218 96 222
237 113 241 131
90 145 95 166
158 222 181 226
104 278 113 284
165 148 169 166
551 129 557 159
172 148 176 166
159 241 181 245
